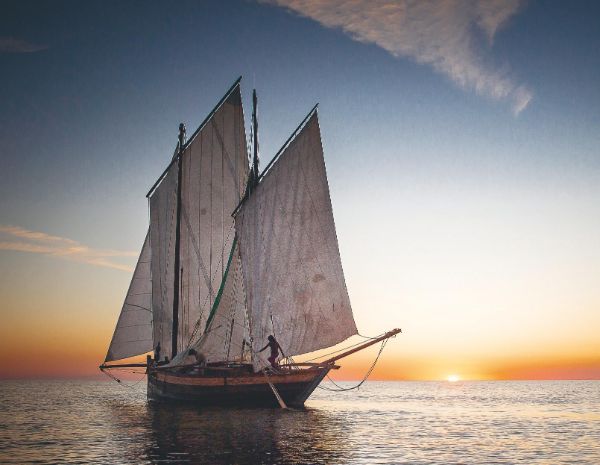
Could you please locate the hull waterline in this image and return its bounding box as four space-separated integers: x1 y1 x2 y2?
147 366 331 408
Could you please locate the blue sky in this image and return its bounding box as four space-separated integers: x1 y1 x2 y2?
1 0 599 378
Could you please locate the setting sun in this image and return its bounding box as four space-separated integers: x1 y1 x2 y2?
447 375 460 382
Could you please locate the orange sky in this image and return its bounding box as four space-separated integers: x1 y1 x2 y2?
1 275 598 381
1 233 600 381
2 332 599 381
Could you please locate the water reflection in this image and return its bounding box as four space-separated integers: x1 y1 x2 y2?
103 398 354 464
3 381 599 465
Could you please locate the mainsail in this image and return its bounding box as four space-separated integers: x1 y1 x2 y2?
235 111 358 369
105 231 153 362
149 162 178 361
148 83 249 361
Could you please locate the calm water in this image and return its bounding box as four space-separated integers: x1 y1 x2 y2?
0 380 598 464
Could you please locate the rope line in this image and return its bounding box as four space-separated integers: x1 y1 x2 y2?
101 368 147 389
302 331 388 362
317 338 388 392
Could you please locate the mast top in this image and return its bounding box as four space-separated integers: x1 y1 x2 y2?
231 102 318 217
178 123 186 149
251 89 259 185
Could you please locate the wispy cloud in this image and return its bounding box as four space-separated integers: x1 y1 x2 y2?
0 225 136 272
265 0 532 114
0 37 48 54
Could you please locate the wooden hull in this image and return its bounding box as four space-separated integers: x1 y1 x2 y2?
147 366 330 408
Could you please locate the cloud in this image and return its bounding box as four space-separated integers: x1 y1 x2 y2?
0 225 136 272
265 0 532 114
0 225 78 244
0 37 48 54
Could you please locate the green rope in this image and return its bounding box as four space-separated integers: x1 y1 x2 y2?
204 236 238 332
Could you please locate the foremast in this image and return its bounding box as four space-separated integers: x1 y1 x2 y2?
171 123 186 358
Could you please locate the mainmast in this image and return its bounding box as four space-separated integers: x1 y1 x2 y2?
251 89 259 186
172 122 186 358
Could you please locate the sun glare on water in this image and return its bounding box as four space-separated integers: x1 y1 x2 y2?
447 375 460 382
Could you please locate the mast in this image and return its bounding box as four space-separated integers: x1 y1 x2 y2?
251 89 259 186
172 122 186 358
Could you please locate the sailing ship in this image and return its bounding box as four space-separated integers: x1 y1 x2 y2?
100 77 400 408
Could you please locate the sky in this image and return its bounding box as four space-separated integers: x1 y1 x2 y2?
1 0 599 381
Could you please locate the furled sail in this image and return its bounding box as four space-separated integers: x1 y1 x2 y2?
105 231 153 362
235 112 357 370
149 83 249 361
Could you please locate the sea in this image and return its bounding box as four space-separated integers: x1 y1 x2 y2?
0 380 598 464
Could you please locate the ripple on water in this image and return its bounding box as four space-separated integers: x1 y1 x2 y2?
0 380 598 464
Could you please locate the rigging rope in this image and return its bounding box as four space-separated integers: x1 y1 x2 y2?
317 338 388 392
184 223 236 350
302 331 388 363
100 367 147 389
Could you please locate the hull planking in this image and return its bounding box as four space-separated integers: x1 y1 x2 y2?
147 366 331 408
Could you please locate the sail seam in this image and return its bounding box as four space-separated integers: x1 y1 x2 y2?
121 304 152 312
211 118 237 183
180 203 214 296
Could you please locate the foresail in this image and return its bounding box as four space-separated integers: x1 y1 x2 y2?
235 112 357 370
105 231 153 362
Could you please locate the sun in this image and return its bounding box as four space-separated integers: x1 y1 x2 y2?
447 374 460 382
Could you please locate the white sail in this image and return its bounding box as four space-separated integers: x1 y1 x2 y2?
149 164 178 361
105 231 153 362
177 85 249 353
148 84 249 360
235 112 357 370
168 238 250 367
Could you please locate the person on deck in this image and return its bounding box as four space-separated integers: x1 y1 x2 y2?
188 348 206 366
154 342 161 364
178 348 206 374
259 335 285 368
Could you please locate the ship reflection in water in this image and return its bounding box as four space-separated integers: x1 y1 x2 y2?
2 380 600 464
142 402 351 464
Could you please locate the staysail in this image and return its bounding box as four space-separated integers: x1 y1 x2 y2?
235 111 357 370
105 231 153 362
148 83 249 361
172 238 251 365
